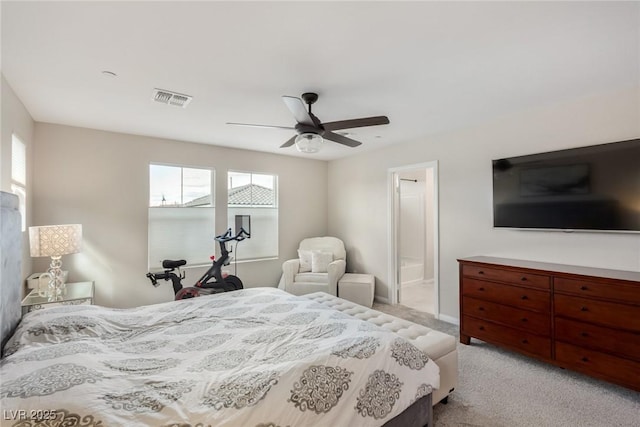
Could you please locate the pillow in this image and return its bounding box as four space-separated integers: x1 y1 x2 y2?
298 249 312 273
311 251 334 273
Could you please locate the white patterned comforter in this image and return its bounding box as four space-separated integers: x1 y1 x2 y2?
0 287 439 427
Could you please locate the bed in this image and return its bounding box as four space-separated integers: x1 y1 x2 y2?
0 288 438 426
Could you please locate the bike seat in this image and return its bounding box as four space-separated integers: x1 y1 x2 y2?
162 259 187 269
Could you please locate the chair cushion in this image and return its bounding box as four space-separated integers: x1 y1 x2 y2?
311 251 333 273
298 249 312 273
294 272 329 284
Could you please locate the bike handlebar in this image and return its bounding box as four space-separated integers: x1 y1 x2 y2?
215 228 250 243
146 272 158 287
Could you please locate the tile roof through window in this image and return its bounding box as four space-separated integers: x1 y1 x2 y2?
228 184 274 206
161 184 274 207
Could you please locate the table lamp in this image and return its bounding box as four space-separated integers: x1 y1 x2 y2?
29 224 82 298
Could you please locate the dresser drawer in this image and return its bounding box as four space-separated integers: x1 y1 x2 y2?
555 342 640 391
554 277 640 305
554 294 640 332
463 296 550 335
462 278 550 313
463 265 550 289
555 317 640 360
462 315 551 358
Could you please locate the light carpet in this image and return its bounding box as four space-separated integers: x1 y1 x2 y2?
373 302 640 427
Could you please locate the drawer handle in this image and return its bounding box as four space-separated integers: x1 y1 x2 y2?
520 276 527 281
521 295 529 300
580 285 588 291
581 357 589 362
580 306 588 312
580 332 589 337
479 326 485 331
521 339 528 344
478 287 485 291
478 271 484 275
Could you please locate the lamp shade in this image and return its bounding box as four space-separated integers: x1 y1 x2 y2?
295 132 323 153
29 224 82 257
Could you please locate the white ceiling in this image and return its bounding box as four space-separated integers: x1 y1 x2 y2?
2 1 638 160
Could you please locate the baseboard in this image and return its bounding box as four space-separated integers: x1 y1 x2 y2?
437 313 459 326
374 295 390 304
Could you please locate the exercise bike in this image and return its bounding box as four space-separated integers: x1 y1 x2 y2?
146 227 250 300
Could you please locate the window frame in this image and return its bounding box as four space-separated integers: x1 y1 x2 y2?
148 162 216 268
227 170 279 262
149 162 214 208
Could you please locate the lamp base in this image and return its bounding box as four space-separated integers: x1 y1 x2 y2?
46 255 66 299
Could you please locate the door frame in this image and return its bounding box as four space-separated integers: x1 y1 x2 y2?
387 161 440 317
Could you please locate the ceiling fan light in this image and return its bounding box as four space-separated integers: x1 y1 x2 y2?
295 132 323 153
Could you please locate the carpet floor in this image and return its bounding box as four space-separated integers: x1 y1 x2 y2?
373 302 640 427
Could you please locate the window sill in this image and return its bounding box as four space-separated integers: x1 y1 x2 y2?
233 257 279 264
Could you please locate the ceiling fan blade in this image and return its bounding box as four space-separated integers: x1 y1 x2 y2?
282 96 314 126
226 122 295 130
280 135 297 148
323 131 362 148
322 116 390 131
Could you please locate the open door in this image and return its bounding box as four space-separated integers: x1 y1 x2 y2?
388 162 439 317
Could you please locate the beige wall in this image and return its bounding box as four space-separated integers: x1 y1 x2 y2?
32 123 328 308
328 87 640 321
1 74 35 283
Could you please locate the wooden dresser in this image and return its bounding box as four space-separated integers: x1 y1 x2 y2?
458 256 640 392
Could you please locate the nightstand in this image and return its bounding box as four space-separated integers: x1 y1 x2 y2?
21 281 95 315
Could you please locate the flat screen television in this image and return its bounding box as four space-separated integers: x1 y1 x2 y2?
492 138 640 233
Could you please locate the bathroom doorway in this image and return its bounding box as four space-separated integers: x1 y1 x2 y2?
388 162 438 316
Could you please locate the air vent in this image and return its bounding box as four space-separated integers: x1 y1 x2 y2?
152 88 193 108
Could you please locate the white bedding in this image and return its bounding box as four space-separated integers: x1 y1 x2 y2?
0 287 439 426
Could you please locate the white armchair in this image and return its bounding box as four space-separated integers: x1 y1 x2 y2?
279 237 346 296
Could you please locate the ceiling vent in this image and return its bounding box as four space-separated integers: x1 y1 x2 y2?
152 88 193 108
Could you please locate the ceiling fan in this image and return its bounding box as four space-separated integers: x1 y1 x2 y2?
227 92 390 153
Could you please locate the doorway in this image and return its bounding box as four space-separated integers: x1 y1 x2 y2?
388 162 439 316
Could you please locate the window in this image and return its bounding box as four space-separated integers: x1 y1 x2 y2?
11 134 26 232
148 164 214 267
227 171 278 260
